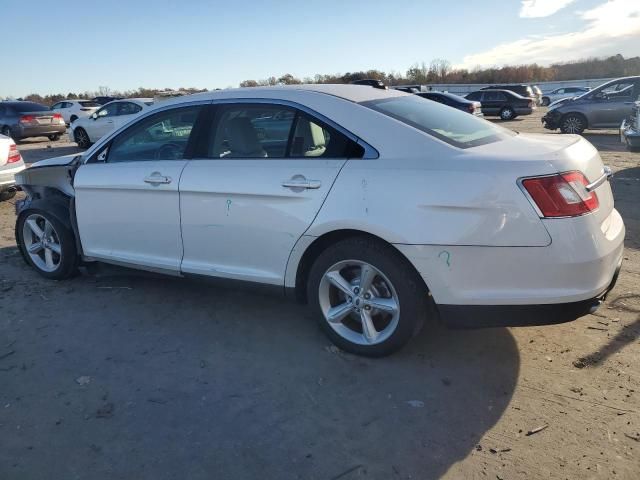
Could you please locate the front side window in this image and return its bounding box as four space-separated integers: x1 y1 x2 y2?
118 102 143 116
51 102 63 109
107 106 202 162
361 95 515 149
599 81 635 100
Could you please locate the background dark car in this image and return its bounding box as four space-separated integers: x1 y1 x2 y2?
415 91 483 116
0 101 66 141
481 84 536 101
92 96 124 105
466 89 535 120
350 79 387 90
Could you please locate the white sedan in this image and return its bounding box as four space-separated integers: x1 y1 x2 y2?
0 133 25 201
70 98 153 148
50 100 101 124
14 85 624 356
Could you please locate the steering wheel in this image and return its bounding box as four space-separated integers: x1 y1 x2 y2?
155 142 183 160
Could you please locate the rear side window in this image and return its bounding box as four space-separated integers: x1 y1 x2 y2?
118 102 142 116
79 101 100 107
361 95 515 149
14 102 48 112
484 91 507 101
107 106 202 162
205 104 361 159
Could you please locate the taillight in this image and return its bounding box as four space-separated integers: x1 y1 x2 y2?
19 115 35 124
52 113 65 124
521 171 599 218
7 144 21 164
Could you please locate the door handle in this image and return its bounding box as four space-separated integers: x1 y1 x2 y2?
282 179 321 190
144 173 172 185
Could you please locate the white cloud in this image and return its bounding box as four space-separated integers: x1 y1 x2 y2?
520 0 576 18
458 0 640 69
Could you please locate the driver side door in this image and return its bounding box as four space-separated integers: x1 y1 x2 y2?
589 80 637 128
74 104 205 272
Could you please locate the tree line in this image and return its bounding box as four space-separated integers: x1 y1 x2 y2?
6 54 640 106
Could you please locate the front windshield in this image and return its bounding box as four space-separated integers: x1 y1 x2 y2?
360 95 515 149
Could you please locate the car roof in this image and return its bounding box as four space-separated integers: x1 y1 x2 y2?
154 84 409 110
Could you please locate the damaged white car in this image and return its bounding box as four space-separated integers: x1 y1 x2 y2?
15 85 624 356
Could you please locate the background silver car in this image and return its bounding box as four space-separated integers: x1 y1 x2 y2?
542 76 640 134
541 86 590 106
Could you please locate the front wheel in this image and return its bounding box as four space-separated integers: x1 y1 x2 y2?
560 114 586 134
73 127 91 148
308 237 428 357
499 107 515 120
16 209 79 279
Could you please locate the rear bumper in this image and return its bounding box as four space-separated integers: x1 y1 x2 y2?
0 162 26 188
438 259 621 328
515 107 533 115
13 124 66 139
395 207 625 327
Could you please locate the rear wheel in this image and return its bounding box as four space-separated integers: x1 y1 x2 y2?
560 114 586 134
499 107 515 120
48 134 61 141
308 237 428 357
16 210 79 279
541 97 550 106
74 127 91 148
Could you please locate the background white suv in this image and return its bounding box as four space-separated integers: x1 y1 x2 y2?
50 100 101 124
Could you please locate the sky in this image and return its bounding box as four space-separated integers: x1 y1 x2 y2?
2 0 639 97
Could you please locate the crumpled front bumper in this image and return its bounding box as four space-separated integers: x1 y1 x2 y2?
620 118 640 149
542 109 561 130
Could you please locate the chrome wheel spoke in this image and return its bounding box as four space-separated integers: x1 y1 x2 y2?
325 271 353 297
48 242 61 255
360 310 379 343
366 296 398 314
326 302 354 324
44 249 55 269
27 242 43 254
26 219 44 239
359 264 376 293
44 221 53 238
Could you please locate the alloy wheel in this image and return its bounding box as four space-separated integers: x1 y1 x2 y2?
562 116 584 134
318 260 400 345
75 129 89 147
22 214 62 273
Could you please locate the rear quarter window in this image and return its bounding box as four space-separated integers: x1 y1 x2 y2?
361 95 515 149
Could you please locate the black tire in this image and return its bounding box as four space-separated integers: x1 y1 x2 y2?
16 208 79 280
74 127 91 148
499 107 515 120
48 134 61 141
1 126 11 138
0 190 17 202
541 97 550 106
69 115 78 123
308 236 429 357
560 113 586 134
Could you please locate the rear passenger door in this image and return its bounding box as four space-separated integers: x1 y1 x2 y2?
480 92 501 115
179 102 362 285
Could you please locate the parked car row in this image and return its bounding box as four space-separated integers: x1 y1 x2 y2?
0 133 25 200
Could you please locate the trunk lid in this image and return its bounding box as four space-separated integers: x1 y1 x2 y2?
472 132 614 222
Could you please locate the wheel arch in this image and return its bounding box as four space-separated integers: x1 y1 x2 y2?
290 228 429 304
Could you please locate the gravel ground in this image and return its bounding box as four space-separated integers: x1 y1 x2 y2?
1 110 639 480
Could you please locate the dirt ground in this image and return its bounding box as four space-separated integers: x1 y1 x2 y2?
0 110 638 480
